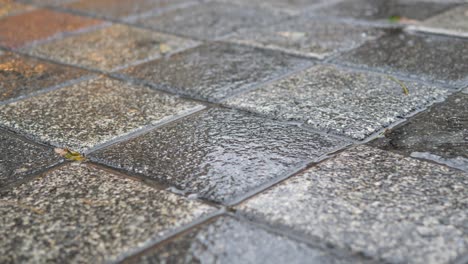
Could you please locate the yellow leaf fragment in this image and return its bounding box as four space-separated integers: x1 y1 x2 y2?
386 75 409 95
159 43 171 54
54 148 85 161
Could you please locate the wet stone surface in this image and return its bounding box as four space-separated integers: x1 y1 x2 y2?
64 0 196 20
0 77 202 152
136 2 289 40
225 64 448 140
411 5 468 37
0 163 215 263
370 92 468 172
0 8 101 48
0 129 62 188
0 52 88 103
90 108 349 204
26 24 198 72
0 0 34 19
126 216 350 264
228 16 383 59
337 31 468 87
121 42 311 102
314 0 455 21
238 145 468 264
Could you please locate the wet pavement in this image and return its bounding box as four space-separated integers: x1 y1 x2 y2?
0 0 467 263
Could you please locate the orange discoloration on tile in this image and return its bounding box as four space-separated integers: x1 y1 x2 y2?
0 0 34 18
0 9 102 48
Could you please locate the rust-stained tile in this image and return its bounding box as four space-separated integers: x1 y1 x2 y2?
0 0 34 19
0 9 102 48
0 52 88 103
26 24 198 71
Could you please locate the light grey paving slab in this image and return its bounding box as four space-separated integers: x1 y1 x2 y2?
0 77 202 152
218 0 325 13
124 216 352 264
26 24 198 72
0 52 88 103
238 145 468 264
408 5 468 37
314 0 456 22
0 163 215 263
90 108 349 204
0 129 62 188
120 42 311 102
228 16 383 59
371 92 468 172
336 31 468 87
225 64 448 140
135 2 289 40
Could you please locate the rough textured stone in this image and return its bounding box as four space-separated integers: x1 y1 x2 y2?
90 108 348 204
370 92 468 172
120 42 311 102
409 5 468 37
228 16 383 59
219 0 324 12
64 0 196 20
0 52 88 103
26 24 198 72
225 64 448 140
0 9 102 48
0 163 215 263
125 216 350 264
20 0 77 5
136 2 289 40
0 77 202 152
0 129 62 188
0 0 34 18
239 145 468 264
315 0 455 21
337 31 468 87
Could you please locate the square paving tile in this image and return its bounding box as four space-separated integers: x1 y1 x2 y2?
0 76 203 152
124 216 350 264
0 8 102 48
0 129 62 189
238 145 468 264
225 64 448 140
409 5 468 37
26 24 198 72
0 52 88 103
0 163 215 263
221 0 325 13
314 0 455 21
228 16 384 59
370 92 468 172
120 42 311 102
90 108 349 204
135 2 289 40
0 0 34 19
64 0 196 20
336 31 468 87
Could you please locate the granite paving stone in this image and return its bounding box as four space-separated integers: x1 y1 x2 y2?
409 4 468 37
90 108 349 204
0 52 88 103
370 92 468 172
336 31 468 87
120 42 311 102
26 24 198 72
0 129 62 188
0 163 215 263
225 64 448 140
0 8 102 48
228 16 384 59
238 145 468 264
314 0 455 22
63 0 197 21
0 0 34 18
219 0 325 13
135 2 289 40
0 76 202 152
19 0 77 5
124 216 350 264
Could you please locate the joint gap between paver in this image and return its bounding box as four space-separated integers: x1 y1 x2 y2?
111 209 226 264
298 13 406 29
405 26 468 40
229 211 385 264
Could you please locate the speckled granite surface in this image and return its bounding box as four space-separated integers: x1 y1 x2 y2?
0 0 467 263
